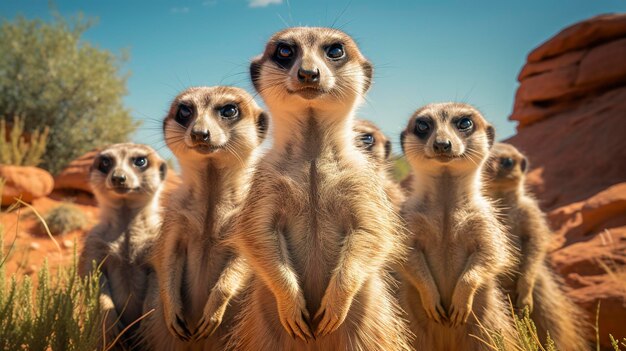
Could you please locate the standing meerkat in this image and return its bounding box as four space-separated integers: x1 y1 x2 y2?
228 27 411 351
399 102 516 351
140 86 267 351
80 143 168 350
484 142 589 350
353 119 406 211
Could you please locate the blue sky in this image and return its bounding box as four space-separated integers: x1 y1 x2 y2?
2 0 626 160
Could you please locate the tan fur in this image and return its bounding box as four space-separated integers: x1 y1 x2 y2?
79 143 167 350
484 142 589 350
228 27 412 351
399 103 516 351
140 86 266 351
353 119 406 211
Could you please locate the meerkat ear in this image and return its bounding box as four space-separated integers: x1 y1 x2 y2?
250 56 263 92
400 131 407 154
520 157 529 173
486 125 495 148
256 111 269 141
159 162 168 181
362 60 373 93
384 140 392 160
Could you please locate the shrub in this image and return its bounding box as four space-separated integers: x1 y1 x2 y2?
41 202 88 235
0 217 103 350
0 13 138 174
0 116 49 167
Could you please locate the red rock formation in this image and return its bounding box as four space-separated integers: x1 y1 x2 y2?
53 149 99 194
0 165 54 205
506 13 626 347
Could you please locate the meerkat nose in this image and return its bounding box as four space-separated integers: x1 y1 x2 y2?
191 129 210 143
297 67 320 83
433 140 452 154
111 172 127 186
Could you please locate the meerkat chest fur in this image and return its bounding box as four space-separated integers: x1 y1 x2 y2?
407 170 491 301
268 114 388 297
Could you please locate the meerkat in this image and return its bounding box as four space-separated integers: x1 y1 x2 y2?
353 119 406 211
226 27 411 351
398 102 516 351
484 142 589 350
79 143 168 350
139 86 267 351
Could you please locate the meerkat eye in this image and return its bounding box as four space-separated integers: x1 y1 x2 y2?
219 104 239 119
457 117 473 131
275 44 294 59
500 157 515 170
415 120 430 135
97 157 112 173
359 133 375 147
176 104 193 125
133 156 148 168
326 44 345 59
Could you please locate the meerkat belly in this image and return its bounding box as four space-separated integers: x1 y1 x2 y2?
421 214 473 306
279 160 352 312
182 241 228 323
105 259 149 325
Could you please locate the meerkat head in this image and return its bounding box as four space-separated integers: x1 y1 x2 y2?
163 86 267 163
400 102 495 173
250 27 373 112
483 142 528 192
90 143 167 204
353 119 392 165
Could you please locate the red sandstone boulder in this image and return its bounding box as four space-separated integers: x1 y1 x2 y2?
0 165 54 205
54 149 99 194
528 13 626 62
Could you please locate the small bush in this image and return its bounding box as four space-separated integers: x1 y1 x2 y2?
41 202 88 235
0 228 103 350
0 116 49 167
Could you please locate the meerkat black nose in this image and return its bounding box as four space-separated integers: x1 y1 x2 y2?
191 130 210 143
297 67 320 83
433 140 452 154
111 173 127 186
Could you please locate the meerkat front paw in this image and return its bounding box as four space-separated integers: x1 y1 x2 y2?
515 282 534 312
314 286 354 337
419 289 447 324
194 292 229 340
276 292 313 341
449 288 475 327
163 301 192 341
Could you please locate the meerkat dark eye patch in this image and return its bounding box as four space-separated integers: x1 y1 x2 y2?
359 133 375 148
272 43 296 69
456 117 473 131
97 156 113 174
325 43 345 60
219 104 239 120
414 118 431 138
176 104 193 126
500 157 515 170
133 156 148 169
